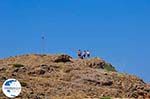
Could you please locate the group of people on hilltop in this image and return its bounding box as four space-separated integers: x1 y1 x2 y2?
77 50 90 59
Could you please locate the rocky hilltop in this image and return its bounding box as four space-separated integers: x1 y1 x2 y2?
0 54 150 99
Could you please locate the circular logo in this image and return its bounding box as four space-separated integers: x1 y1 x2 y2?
2 79 21 98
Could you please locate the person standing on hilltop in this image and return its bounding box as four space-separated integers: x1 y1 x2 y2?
82 50 87 58
86 50 90 58
77 49 82 59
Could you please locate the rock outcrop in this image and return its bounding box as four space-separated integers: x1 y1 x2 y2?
0 54 149 99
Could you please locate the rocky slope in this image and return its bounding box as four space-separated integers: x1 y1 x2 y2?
0 54 150 99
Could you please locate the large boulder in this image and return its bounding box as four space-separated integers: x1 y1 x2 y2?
86 58 105 69
54 54 73 63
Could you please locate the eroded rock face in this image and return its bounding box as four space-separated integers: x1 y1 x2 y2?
54 54 73 63
86 58 105 69
0 54 149 99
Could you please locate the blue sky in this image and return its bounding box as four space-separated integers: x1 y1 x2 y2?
0 0 150 82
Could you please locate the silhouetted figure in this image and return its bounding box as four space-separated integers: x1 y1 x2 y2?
82 50 87 58
77 50 82 59
86 50 90 58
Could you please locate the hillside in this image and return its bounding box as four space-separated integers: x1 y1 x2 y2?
0 54 150 99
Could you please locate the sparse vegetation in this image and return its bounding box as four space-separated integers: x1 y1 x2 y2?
100 96 111 99
13 64 24 68
104 63 116 72
20 81 27 87
0 54 149 98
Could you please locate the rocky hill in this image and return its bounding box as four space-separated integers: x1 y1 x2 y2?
0 54 150 99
